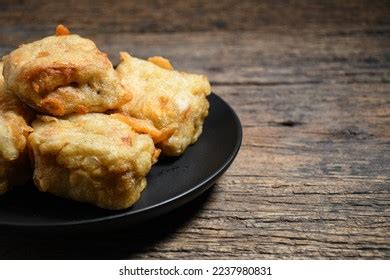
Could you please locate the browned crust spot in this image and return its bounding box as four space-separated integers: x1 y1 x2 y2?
116 90 133 106
182 107 192 120
24 66 78 95
37 51 50 58
148 56 174 70
112 113 175 143
55 24 70 36
39 97 65 116
159 96 169 107
75 105 89 114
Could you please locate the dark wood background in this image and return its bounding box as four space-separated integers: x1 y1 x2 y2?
0 0 389 259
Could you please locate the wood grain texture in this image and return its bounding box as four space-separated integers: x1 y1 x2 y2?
0 0 388 34
0 0 389 259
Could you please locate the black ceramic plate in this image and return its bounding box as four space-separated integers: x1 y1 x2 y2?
0 93 242 232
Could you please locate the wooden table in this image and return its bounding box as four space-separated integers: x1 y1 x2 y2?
0 0 389 259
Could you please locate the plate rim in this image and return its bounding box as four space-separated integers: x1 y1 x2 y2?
0 93 242 228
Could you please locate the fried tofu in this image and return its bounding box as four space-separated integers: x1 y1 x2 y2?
28 113 159 209
0 62 34 194
115 52 211 156
2 26 130 117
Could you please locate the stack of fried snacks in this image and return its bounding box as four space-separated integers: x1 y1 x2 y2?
0 25 210 209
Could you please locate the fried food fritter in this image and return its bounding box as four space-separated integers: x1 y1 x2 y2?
28 113 159 210
2 26 130 117
115 52 211 156
0 62 34 194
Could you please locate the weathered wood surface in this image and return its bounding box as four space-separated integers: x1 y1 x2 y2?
0 0 389 259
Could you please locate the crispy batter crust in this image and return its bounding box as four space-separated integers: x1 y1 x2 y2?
0 62 34 194
115 52 211 156
2 30 131 116
28 113 159 209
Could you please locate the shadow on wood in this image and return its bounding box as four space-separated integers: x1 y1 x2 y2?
0 187 215 259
